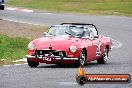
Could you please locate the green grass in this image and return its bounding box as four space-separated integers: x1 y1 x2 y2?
0 34 29 65
7 0 132 16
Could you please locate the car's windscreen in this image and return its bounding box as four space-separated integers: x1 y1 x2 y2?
46 25 84 37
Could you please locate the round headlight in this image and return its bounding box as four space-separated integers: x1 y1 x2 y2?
70 45 77 53
28 42 35 50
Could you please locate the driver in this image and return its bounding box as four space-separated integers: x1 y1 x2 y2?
70 27 84 37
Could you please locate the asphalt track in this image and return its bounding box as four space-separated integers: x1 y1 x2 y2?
0 9 132 88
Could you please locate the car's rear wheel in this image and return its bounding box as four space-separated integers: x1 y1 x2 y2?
97 47 108 64
0 5 4 10
75 50 86 67
27 60 39 67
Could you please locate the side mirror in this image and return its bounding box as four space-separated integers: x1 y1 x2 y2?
43 32 47 35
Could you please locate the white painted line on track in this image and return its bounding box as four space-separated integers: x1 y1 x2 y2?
5 7 16 11
14 64 21 66
5 7 33 13
2 63 28 67
5 7 53 14
2 19 45 26
59 82 77 86
13 58 27 63
3 65 11 67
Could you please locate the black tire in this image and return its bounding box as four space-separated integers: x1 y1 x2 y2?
0 5 4 10
75 50 86 67
27 60 39 67
97 47 108 64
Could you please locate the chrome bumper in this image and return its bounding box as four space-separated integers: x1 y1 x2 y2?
26 55 78 60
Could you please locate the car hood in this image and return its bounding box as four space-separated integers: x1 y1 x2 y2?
33 37 82 50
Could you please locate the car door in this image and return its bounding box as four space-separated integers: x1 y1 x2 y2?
91 38 101 58
82 28 97 61
89 28 102 60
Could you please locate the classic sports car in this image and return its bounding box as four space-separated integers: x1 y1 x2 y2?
26 23 112 67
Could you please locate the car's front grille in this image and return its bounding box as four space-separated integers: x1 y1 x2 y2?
35 50 66 57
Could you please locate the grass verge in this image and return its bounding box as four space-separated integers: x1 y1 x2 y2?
7 0 132 16
0 20 48 66
0 34 30 66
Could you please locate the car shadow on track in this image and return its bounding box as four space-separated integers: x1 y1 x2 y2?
37 62 112 68
38 64 78 68
85 62 106 68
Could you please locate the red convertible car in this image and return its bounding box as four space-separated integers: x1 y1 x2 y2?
26 23 112 67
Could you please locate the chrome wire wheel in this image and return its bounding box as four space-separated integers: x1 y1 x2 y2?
103 48 108 62
97 47 108 64
79 51 86 66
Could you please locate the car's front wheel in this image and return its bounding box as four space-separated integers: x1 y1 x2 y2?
75 50 86 67
97 47 108 64
27 60 39 67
